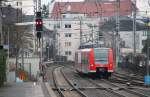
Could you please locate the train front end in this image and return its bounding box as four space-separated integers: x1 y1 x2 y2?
90 48 114 77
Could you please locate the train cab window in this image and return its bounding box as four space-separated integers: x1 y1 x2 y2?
94 49 108 64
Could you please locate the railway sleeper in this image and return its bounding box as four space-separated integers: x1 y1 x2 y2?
52 87 75 91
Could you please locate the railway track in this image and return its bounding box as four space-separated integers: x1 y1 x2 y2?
47 65 150 97
88 78 149 97
52 66 88 97
63 67 124 97
114 72 144 81
102 79 149 97
111 72 145 87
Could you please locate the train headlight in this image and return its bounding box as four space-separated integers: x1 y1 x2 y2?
90 64 94 67
109 64 113 67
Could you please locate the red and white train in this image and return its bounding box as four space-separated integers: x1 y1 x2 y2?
75 48 114 78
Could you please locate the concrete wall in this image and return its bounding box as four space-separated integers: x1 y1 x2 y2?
7 57 40 82
4 0 34 15
119 31 147 53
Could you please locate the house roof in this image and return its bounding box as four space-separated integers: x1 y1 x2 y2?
51 0 132 18
100 17 147 31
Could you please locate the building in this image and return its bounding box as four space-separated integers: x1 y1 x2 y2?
2 0 34 15
1 0 40 82
100 17 147 53
46 0 133 61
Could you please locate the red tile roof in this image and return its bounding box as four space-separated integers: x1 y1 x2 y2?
51 0 132 18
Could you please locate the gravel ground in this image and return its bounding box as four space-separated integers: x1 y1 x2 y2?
132 88 150 96
62 66 120 97
45 64 61 97
45 64 150 97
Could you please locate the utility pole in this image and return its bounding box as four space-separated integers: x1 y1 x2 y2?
0 2 3 45
53 25 56 62
92 26 94 47
35 0 44 81
37 0 42 63
115 0 120 71
15 2 19 82
79 19 82 48
19 2 24 70
38 0 44 81
146 11 150 76
89 24 95 47
38 0 41 12
7 26 9 67
33 0 37 51
133 0 136 56
144 11 150 85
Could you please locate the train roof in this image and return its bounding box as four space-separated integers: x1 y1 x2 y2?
94 47 110 50
76 48 91 52
76 47 111 52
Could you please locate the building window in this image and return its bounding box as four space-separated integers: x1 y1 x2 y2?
143 31 147 36
65 33 71 37
69 51 71 55
54 24 60 28
65 51 72 55
65 42 71 47
16 2 22 6
62 15 66 18
65 24 71 28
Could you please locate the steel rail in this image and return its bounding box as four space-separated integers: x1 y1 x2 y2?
52 66 88 97
52 66 65 97
61 67 89 97
114 72 144 81
87 79 126 97
113 73 145 87
101 79 149 97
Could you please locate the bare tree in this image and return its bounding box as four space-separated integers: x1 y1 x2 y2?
1 5 33 65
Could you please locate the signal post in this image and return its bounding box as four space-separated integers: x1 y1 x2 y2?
144 17 150 86
35 11 44 81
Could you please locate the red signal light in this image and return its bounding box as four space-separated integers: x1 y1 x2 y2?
36 19 43 25
35 19 43 31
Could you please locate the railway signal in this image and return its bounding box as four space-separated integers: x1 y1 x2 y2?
35 18 43 31
35 12 43 38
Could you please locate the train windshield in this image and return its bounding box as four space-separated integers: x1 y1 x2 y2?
94 49 108 64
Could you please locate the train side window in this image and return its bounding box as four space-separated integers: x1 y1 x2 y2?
81 53 83 64
86 53 89 64
84 53 87 64
79 53 81 64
